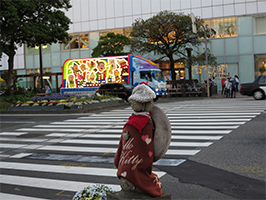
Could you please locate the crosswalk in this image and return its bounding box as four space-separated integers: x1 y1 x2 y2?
0 99 265 199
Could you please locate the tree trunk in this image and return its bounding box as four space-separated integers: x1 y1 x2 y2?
7 52 15 87
169 57 176 81
186 48 192 81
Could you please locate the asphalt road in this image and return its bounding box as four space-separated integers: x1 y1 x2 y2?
0 97 265 200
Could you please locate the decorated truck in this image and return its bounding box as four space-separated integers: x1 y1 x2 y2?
61 54 167 97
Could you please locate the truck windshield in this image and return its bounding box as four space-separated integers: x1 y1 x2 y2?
153 71 164 81
140 71 152 81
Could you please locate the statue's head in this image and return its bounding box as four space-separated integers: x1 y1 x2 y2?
128 84 156 112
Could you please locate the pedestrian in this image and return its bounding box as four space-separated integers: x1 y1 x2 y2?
225 77 232 98
231 77 237 98
234 75 239 91
114 84 163 197
209 78 213 97
26 86 32 92
221 75 226 95
45 85 51 95
211 76 215 85
37 86 43 93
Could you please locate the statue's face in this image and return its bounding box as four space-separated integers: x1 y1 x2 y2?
130 100 154 112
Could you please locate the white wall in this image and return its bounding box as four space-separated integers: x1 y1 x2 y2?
1 0 265 71
67 0 265 34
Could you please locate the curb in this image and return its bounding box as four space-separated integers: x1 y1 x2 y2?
2 100 128 114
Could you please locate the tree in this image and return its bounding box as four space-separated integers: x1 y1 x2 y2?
0 0 72 87
130 10 216 81
92 32 130 57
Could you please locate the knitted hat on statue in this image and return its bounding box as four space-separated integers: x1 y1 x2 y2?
128 84 156 103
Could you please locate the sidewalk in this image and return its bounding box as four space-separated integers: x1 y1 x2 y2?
1 92 250 114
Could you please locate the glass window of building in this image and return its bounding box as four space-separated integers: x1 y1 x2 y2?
25 45 34 54
61 34 79 50
254 15 266 35
210 18 224 38
255 55 266 78
100 30 111 37
25 44 50 54
61 33 89 50
79 33 89 49
202 20 212 38
111 29 123 35
224 17 237 37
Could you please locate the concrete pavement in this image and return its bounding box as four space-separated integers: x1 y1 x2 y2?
158 111 265 199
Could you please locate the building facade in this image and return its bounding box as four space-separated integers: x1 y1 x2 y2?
0 0 265 92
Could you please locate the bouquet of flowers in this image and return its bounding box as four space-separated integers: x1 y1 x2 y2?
72 184 115 200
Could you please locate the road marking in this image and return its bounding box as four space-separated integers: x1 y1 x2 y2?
17 128 86 132
61 139 118 145
38 145 200 156
34 125 100 128
79 134 223 140
1 121 36 123
111 125 239 129
167 113 260 115
0 132 28 136
170 119 251 122
0 138 47 143
79 134 121 138
0 161 166 177
172 130 231 134
10 153 33 158
171 125 239 129
60 139 212 147
103 151 113 155
0 174 121 191
0 193 48 200
65 119 126 122
166 149 200 155
0 143 26 149
170 142 212 147
45 133 67 137
170 122 245 125
154 159 186 166
171 135 223 140
97 129 231 134
56 190 72 197
51 121 124 125
168 116 256 119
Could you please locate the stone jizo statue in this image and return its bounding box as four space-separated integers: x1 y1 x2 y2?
114 83 171 198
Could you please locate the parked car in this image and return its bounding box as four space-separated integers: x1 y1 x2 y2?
240 75 266 100
95 83 133 102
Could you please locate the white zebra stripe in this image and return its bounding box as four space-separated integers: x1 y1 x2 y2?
0 174 121 192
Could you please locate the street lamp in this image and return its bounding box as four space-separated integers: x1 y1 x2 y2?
191 13 210 98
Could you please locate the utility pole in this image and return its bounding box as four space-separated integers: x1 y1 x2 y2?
39 44 44 90
191 13 210 98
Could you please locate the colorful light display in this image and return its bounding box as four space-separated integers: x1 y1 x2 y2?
62 56 129 88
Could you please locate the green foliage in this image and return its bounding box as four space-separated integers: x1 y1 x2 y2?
130 11 201 57
130 10 216 81
0 0 72 87
0 87 36 104
0 102 13 111
92 32 130 57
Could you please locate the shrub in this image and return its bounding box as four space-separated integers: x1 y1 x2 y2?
0 102 13 111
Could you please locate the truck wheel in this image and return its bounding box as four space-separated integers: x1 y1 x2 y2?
253 90 265 100
154 96 159 102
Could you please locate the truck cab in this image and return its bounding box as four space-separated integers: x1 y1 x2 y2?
129 55 167 98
